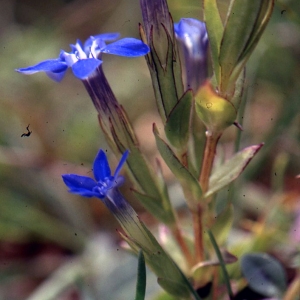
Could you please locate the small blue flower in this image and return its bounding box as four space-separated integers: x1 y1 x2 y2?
16 33 150 81
62 149 129 199
174 18 208 91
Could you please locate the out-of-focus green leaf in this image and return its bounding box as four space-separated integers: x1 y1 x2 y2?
205 143 263 197
154 124 202 209
134 251 146 300
165 90 193 151
210 204 234 245
241 253 287 298
203 0 224 86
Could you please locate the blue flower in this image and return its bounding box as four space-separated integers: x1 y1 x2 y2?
16 33 150 81
174 18 208 92
62 149 129 199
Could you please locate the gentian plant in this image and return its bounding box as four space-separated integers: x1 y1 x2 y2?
16 0 298 299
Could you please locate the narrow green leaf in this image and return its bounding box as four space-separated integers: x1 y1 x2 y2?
203 0 223 86
227 0 274 90
241 253 287 297
135 251 146 300
165 90 193 150
154 124 202 209
239 0 275 63
219 0 274 93
207 229 234 299
219 1 262 91
205 143 263 197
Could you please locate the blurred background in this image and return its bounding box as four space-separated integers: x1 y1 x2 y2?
0 0 299 299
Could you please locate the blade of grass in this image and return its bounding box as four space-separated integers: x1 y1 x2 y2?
207 229 233 300
134 251 146 300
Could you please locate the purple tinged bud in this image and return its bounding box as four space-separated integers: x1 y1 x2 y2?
140 0 172 40
139 0 173 64
174 18 209 92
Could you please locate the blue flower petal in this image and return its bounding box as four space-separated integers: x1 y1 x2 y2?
46 70 66 82
114 150 129 179
62 174 97 197
84 33 120 51
101 38 150 57
16 59 68 74
93 149 111 181
71 58 102 79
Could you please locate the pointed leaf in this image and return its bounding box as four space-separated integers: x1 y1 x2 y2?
207 229 234 298
219 1 262 91
205 144 263 197
134 251 146 300
165 89 193 150
241 253 287 297
203 0 223 86
154 124 202 209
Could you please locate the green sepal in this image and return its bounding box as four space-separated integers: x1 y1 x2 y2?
205 143 263 198
134 251 146 300
203 0 224 87
151 27 180 119
141 20 183 124
219 0 274 93
165 89 193 150
157 278 191 299
109 111 175 225
154 124 202 210
118 217 192 299
194 81 237 133
132 189 175 225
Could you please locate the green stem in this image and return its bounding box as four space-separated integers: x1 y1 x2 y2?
199 132 221 193
192 204 204 263
171 222 195 268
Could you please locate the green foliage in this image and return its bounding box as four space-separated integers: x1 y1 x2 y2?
206 143 263 197
165 90 193 151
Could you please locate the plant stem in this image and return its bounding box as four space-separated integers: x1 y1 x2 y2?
193 204 204 262
192 131 221 263
172 223 194 268
199 132 221 193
